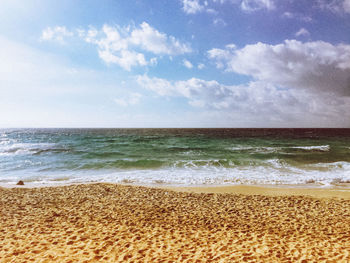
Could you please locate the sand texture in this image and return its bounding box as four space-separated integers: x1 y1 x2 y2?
1 184 350 262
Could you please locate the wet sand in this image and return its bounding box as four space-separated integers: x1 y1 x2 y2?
166 184 350 199
1 183 350 262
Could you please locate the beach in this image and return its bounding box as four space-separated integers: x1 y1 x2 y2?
1 183 350 262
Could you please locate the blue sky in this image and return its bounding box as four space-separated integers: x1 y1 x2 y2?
1 0 350 127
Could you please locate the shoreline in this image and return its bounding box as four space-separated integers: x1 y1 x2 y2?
2 182 350 199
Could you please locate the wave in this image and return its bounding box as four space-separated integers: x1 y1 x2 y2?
0 143 69 156
290 145 330 152
1 155 349 187
229 146 278 151
173 159 233 169
228 145 331 153
32 148 72 155
2 161 349 187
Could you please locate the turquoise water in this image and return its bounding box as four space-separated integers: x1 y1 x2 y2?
0 128 350 187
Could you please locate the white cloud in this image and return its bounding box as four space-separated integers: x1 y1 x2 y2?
40 26 73 44
87 25 140 70
129 22 191 55
183 59 194 69
282 12 312 22
181 0 227 15
344 0 350 12
136 75 176 96
150 57 158 66
98 49 147 71
213 18 227 26
282 11 293 18
137 74 350 126
84 27 99 43
206 8 218 14
207 48 232 69
98 25 129 51
295 28 310 37
114 93 142 106
41 22 191 70
137 75 283 111
91 22 191 70
317 0 350 14
181 0 276 15
137 75 235 106
198 63 205 69
241 0 275 12
208 40 350 96
226 43 236 49
182 0 205 14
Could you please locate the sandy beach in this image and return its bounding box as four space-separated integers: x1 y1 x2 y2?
1 183 350 262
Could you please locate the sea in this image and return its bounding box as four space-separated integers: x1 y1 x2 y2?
0 128 350 187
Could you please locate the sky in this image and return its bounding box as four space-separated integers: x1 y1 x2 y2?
1 0 350 128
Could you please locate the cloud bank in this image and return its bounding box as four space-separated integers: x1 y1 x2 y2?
136 74 350 126
208 40 350 96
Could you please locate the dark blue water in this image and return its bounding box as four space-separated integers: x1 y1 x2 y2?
1 128 349 187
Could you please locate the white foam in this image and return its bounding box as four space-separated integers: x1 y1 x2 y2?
182 150 202 156
228 145 332 154
1 159 349 188
228 146 281 153
291 145 330 151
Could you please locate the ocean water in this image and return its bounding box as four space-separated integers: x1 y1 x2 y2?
0 128 350 187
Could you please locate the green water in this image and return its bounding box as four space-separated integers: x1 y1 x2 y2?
0 128 349 186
